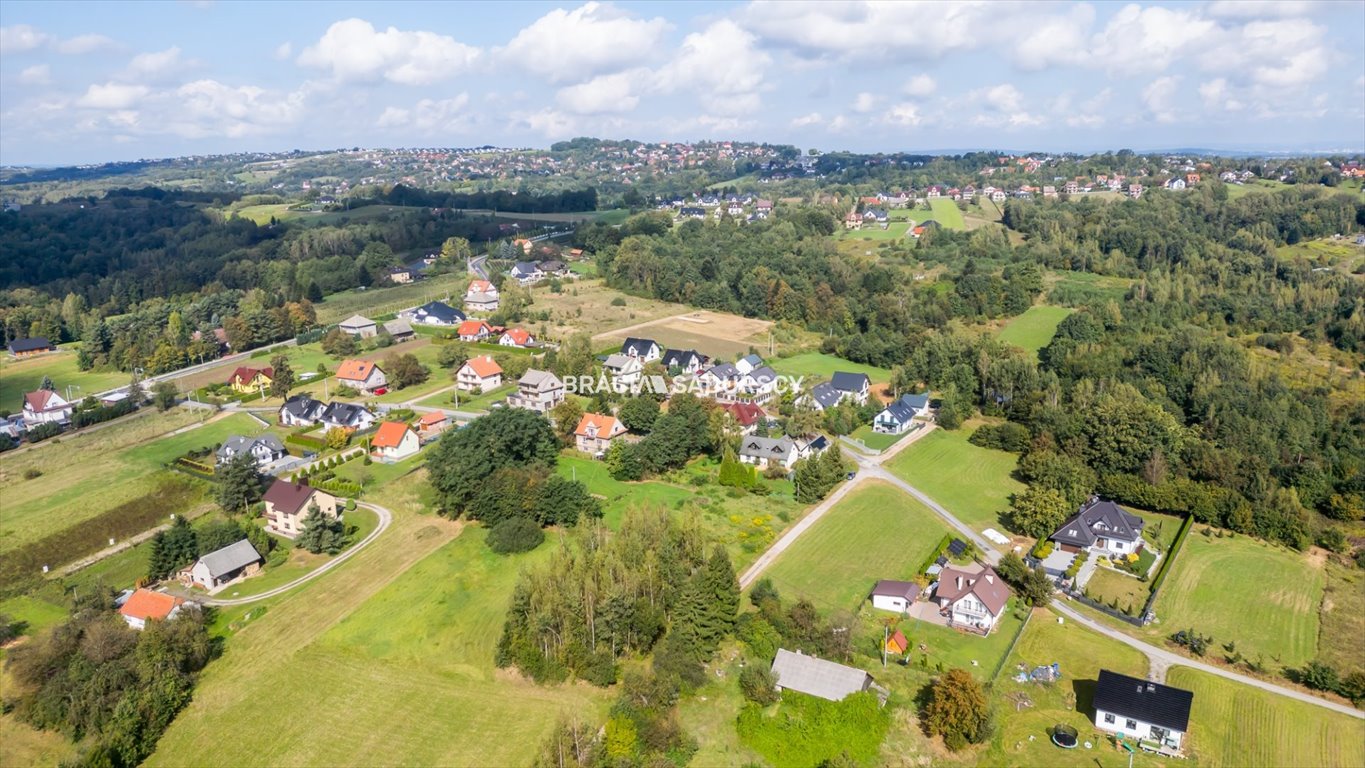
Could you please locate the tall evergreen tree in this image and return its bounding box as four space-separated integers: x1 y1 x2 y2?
216 452 263 514
700 546 739 644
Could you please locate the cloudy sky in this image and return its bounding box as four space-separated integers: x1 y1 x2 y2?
1 0 1362 165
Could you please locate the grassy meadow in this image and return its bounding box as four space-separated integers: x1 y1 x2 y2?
884 421 1024 539
769 351 893 386
996 305 1074 355
759 481 950 612
927 199 967 230
0 346 129 412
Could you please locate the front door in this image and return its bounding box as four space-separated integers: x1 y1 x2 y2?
1150 726 1167 744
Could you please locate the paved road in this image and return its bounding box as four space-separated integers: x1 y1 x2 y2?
203 501 392 606
1051 601 1365 720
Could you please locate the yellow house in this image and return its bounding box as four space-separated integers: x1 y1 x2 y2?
228 366 274 394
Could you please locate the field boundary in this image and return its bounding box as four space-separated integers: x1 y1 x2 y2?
1142 514 1194 621
989 607 1033 682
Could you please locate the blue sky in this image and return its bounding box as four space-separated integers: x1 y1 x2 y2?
1 0 1362 164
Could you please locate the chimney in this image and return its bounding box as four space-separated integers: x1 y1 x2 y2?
956 576 963 589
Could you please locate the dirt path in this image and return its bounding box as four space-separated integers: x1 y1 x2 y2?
590 311 701 341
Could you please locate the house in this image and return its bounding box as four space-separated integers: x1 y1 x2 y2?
735 354 764 375
603 354 644 391
119 589 185 630
620 337 662 362
226 364 273 394
1043 185 1058 198
507 369 564 413
387 265 413 284
7 337 55 357
869 580 922 613
498 328 536 348
510 261 544 284
873 393 930 433
819 372 871 408
417 410 449 440
661 348 706 375
467 278 499 298
719 401 766 434
575 412 627 455
318 401 376 432
1128 184 1144 198
739 435 799 470
339 314 378 338
770 648 874 702
457 319 494 342
1049 498 1145 556
335 359 387 393
216 434 286 467
933 564 1011 634
405 300 465 327
698 363 741 398
843 211 863 230
539 260 569 277
465 291 501 313
1093 669 1193 754
382 318 415 342
1063 181 1079 195
22 389 73 424
456 355 503 392
990 189 1007 203
370 421 420 462
738 365 780 404
279 394 325 426
262 479 340 537
1164 177 1186 191
183 539 262 590
885 629 909 656
679 206 707 220
805 381 844 411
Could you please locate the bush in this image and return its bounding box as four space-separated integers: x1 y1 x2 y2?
968 422 1031 453
487 517 545 554
739 664 780 705
22 468 41 480
610 296 627 307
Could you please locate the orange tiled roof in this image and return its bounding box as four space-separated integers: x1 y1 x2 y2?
574 412 623 438
119 589 183 621
371 421 412 449
463 355 502 378
335 359 376 381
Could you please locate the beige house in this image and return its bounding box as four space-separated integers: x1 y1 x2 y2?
507 369 564 413
262 479 340 538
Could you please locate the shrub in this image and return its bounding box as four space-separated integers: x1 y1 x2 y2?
610 296 627 307
739 664 780 705
487 517 545 554
22 468 41 480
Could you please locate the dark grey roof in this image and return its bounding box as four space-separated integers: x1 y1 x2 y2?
621 337 659 356
1094 669 1193 732
770 649 873 702
706 362 739 380
745 366 778 385
321 401 373 427
8 337 53 353
680 206 706 217
1051 499 1145 547
830 372 870 393
739 354 764 368
809 381 842 410
197 539 262 579
413 301 464 324
740 436 793 459
661 349 703 368
879 393 928 424
382 318 413 336
511 261 541 276
281 394 324 421
871 580 921 601
217 434 284 459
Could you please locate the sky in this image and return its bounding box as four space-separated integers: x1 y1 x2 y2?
1 0 1363 165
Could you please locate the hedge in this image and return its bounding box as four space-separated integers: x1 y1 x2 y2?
286 433 326 450
1064 549 1089 580
917 534 954 577
313 478 362 497
1146 514 1194 598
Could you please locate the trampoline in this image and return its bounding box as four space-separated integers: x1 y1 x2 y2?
1051 724 1079 749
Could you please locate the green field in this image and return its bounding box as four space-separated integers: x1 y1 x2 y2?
996 305 1074 355
313 272 469 325
149 479 608 767
556 455 694 528
1083 567 1150 615
769 351 893 384
884 422 1024 538
0 346 129 413
1047 270 1135 305
927 199 967 230
1151 531 1324 669
1166 667 1365 768
1319 561 1365 672
760 481 950 612
847 425 909 451
0 408 242 555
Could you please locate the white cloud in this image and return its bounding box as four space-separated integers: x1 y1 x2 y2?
274 42 292 60
55 34 115 55
375 94 471 133
1142 75 1181 123
791 112 823 127
77 82 150 109
1199 19 1330 88
852 92 879 113
903 74 936 98
1013 4 1095 70
1 24 49 54
1198 78 1244 111
502 2 670 84
298 19 479 85
1091 5 1217 75
169 79 307 137
514 108 579 138
739 1 992 60
124 47 187 81
883 102 923 127
656 19 770 116
17 64 50 85
981 83 1024 113
1205 0 1321 19
556 70 646 114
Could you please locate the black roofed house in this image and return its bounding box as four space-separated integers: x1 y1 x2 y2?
1093 669 1193 755
319 401 376 431
770 648 875 702
679 206 707 220
279 394 325 427
538 260 569 276
829 372 871 404
1049 498 1145 557
510 261 544 285
216 434 286 468
869 580 921 613
873 393 930 434
620 337 662 362
805 381 844 412
8 337 55 357
661 349 706 375
405 300 465 327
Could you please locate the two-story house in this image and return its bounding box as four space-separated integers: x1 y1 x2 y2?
873 393 931 434
227 366 273 395
1049 498 1146 557
335 360 387 393
216 434 287 467
574 412 627 455
660 348 706 375
620 337 662 362
933 564 1010 634
456 355 503 392
507 369 564 413
262 479 340 538
1092 669 1194 754
23 388 73 425
603 354 644 392
370 421 420 462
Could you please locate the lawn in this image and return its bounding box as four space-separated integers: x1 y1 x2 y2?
884 421 1024 540
531 279 688 341
677 645 766 768
1046 270 1135 305
1166 666 1365 768
837 220 911 241
1319 560 1365 672
0 708 75 768
927 199 967 230
210 507 382 600
886 600 1029 682
313 271 469 325
1082 567 1150 616
995 305 1074 355
434 382 514 412
0 407 229 555
760 481 951 612
1150 530 1324 669
556 455 696 529
148 492 609 767
848 425 908 451
0 345 129 412
768 351 893 385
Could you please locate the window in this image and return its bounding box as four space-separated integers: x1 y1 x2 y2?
1125 720 1138 731
1103 714 1115 724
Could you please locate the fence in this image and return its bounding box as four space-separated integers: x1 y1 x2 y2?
990 607 1035 682
1137 513 1195 623
1067 591 1147 627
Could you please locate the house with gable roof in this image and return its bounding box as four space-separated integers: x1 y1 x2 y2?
23 388 73 425
335 359 387 392
262 478 339 537
574 412 628 455
1049 498 1146 556
933 563 1011 634
338 314 378 338
873 393 930 433
456 355 503 392
370 421 420 462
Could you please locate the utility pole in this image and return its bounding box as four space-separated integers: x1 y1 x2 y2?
882 624 888 668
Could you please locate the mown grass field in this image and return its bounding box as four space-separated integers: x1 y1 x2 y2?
1150 531 1324 669
0 346 129 412
1083 567 1151 615
593 309 775 361
0 408 233 555
759 481 950 612
1166 666 1365 768
928 199 967 230
533 279 689 341
313 272 469 325
769 351 893 385
884 421 1024 539
149 476 610 767
847 425 908 451
1319 560 1365 672
996 305 1074 355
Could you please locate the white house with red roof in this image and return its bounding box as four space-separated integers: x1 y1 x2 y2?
457 319 494 342
456 355 503 392
23 388 72 425
119 588 185 631
498 328 536 348
370 421 420 462
574 412 627 455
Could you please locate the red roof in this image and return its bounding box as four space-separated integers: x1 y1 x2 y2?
886 629 908 654
721 401 765 427
501 328 532 346
575 412 624 439
24 389 62 412
371 421 414 449
120 589 183 621
419 411 447 426
462 355 502 378
335 359 378 381
457 320 491 337
229 366 272 385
